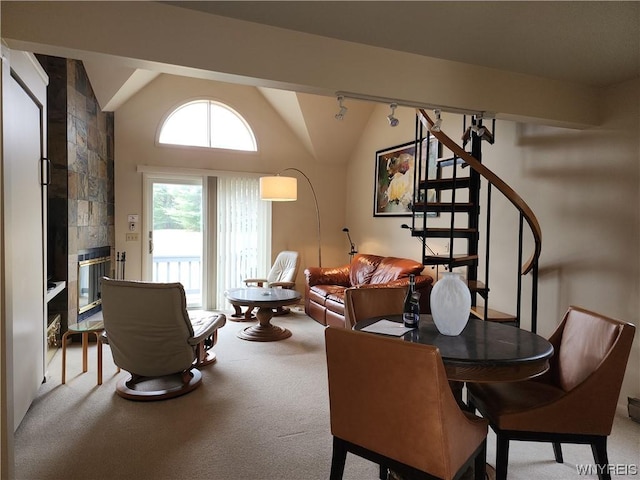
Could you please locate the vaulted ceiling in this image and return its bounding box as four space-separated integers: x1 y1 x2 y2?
168 1 639 88
3 1 638 163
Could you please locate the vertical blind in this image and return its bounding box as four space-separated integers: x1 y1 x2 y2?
216 176 271 309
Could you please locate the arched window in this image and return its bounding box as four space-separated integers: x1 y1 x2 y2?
159 100 257 151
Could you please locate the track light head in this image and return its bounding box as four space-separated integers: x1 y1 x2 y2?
387 103 399 127
335 95 347 120
430 109 442 132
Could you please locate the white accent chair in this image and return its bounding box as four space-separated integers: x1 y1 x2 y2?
232 250 300 319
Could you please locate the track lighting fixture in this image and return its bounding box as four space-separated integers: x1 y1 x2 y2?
335 95 347 121
462 115 495 145
430 109 442 132
470 116 482 134
387 103 399 127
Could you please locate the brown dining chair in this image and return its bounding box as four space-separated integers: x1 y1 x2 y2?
325 327 488 480
345 285 465 404
344 286 407 329
467 305 636 480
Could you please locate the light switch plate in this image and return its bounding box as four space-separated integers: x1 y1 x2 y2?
125 233 139 242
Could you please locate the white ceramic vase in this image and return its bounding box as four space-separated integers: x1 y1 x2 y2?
430 272 471 336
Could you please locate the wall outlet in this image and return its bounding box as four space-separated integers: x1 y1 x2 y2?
125 233 139 242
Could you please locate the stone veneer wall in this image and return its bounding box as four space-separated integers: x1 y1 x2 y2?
38 55 115 330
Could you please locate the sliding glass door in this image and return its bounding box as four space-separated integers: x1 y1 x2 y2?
143 173 271 310
145 176 205 308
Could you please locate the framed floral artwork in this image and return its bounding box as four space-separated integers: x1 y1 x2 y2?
373 138 440 217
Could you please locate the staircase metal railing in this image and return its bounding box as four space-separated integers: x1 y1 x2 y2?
410 109 542 332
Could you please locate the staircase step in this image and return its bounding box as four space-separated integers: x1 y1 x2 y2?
423 254 478 267
438 156 469 168
470 307 517 323
467 280 488 295
410 227 478 239
419 177 471 191
414 202 474 213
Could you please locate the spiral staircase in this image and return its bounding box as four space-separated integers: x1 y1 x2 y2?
406 110 542 332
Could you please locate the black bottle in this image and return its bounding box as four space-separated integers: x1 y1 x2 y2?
403 274 420 328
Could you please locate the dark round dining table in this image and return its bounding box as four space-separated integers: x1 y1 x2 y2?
354 314 554 383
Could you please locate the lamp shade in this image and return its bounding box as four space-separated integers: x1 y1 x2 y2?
260 176 297 201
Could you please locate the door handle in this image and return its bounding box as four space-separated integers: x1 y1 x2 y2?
41 157 51 186
148 231 154 254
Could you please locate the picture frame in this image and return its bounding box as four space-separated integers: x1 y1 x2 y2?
373 137 440 217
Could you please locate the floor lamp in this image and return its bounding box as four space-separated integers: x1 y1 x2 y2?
259 168 322 267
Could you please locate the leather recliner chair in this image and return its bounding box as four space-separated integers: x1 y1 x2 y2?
101 278 226 401
234 250 300 319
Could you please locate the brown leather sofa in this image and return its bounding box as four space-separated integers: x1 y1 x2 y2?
304 253 434 328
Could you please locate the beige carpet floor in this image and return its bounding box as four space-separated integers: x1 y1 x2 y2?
14 309 639 480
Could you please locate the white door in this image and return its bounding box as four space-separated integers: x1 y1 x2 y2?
144 176 205 308
2 49 48 433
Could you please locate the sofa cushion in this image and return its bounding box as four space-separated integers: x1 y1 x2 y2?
349 254 383 286
369 256 425 284
310 284 347 301
327 291 346 305
326 296 346 315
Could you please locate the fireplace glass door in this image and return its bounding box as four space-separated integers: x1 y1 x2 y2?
78 247 111 319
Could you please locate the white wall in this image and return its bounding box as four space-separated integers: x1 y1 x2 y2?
345 105 431 259
484 79 639 403
114 74 347 293
347 79 640 404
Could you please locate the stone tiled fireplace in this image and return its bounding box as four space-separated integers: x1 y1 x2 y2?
39 55 115 332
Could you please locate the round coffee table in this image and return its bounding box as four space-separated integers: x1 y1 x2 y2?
224 287 301 341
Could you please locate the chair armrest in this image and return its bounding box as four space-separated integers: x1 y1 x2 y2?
385 275 433 289
188 312 227 345
269 281 295 289
305 265 351 287
244 278 267 286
